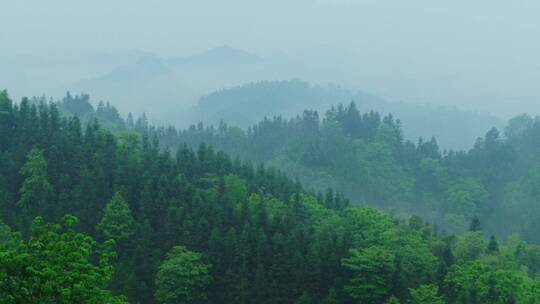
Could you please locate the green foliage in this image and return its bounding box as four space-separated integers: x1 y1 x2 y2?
320 288 339 304
294 291 314 304
469 215 481 232
18 147 53 221
342 246 396 303
96 192 135 241
1 91 540 303
454 232 485 261
409 284 444 304
0 215 125 303
0 221 11 247
487 235 499 253
385 295 400 304
155 246 211 304
0 90 14 152
445 260 530 303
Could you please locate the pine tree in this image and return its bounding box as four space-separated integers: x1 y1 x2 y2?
487 235 499 253
96 192 135 242
0 90 14 151
295 291 313 304
18 147 54 225
469 216 481 232
385 296 400 304
0 220 12 246
321 288 339 304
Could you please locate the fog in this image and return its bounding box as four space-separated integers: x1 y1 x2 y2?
2 0 540 122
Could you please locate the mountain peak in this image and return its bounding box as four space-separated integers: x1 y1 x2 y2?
174 46 261 65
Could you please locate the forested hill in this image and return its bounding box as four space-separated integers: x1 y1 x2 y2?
183 80 504 150
35 91 540 242
3 91 540 303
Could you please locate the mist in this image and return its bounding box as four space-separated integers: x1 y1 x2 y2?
2 0 540 136
7 2 540 302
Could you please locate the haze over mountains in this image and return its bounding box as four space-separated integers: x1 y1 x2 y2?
2 46 504 150
5 1 540 303
5 0 540 121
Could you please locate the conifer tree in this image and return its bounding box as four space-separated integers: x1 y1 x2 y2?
18 147 53 223
97 192 135 242
469 216 481 232
487 235 499 253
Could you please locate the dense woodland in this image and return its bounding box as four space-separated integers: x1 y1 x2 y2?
2 90 540 303
127 95 540 242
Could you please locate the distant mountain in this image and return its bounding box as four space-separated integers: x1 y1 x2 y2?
184 80 505 150
69 55 197 122
169 45 261 65
55 47 504 150
68 47 289 121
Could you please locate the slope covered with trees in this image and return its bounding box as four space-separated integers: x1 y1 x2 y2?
41 91 540 242
145 102 540 242
3 91 540 303
184 80 503 150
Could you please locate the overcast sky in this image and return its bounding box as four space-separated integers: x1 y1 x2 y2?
2 0 540 116
2 0 539 56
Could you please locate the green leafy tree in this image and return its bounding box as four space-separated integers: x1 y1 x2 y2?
18 147 54 223
385 295 400 304
96 192 135 241
445 261 527 303
454 232 485 261
155 245 211 304
342 246 396 303
0 215 126 303
409 284 444 304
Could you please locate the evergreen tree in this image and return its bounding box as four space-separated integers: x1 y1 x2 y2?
320 288 339 304
17 147 54 224
96 192 135 242
0 90 14 151
385 296 400 304
0 220 12 246
487 235 499 253
469 216 481 232
294 291 313 304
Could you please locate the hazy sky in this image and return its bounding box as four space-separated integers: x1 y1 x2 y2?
3 0 540 56
3 0 540 117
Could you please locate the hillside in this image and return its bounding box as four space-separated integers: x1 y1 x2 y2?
37 91 540 243
184 80 504 150
3 90 540 303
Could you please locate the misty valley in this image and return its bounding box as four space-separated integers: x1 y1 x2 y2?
4 1 540 303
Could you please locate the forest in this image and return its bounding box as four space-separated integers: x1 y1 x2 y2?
184 80 503 151
2 90 540 303
94 92 540 242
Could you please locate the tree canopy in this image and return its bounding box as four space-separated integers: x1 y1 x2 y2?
1 91 540 303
